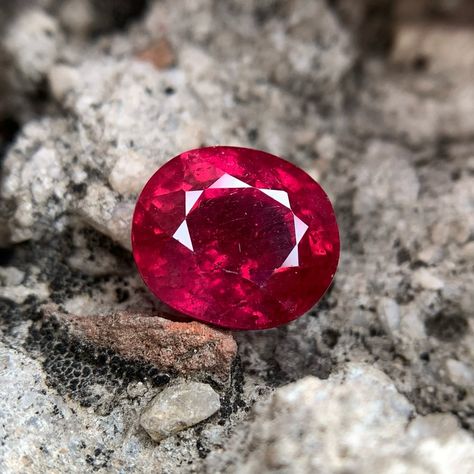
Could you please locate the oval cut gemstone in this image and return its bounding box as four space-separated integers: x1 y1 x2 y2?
132 146 340 330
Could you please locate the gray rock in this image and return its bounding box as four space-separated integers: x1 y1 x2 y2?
446 359 474 388
140 381 221 442
0 1 474 473
353 141 420 216
212 364 474 474
0 0 355 248
2 9 60 89
377 297 401 336
47 64 80 101
412 268 445 291
0 344 227 473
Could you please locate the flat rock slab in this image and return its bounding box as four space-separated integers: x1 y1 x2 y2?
51 308 237 381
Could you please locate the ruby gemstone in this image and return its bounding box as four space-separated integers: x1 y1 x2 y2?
132 146 340 330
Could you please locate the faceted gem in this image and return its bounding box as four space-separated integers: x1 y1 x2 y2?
132 146 340 330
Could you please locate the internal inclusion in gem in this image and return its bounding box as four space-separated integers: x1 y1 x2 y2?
132 146 340 330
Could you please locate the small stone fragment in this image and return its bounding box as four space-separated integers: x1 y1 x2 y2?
417 245 443 265
136 38 175 69
461 241 474 259
75 183 133 250
58 0 94 35
377 297 400 336
108 151 151 195
407 413 460 439
56 308 237 380
3 9 60 87
0 266 24 286
48 64 80 102
446 359 474 388
431 221 450 245
412 268 444 290
400 307 426 341
140 381 220 442
451 219 471 244
127 382 147 399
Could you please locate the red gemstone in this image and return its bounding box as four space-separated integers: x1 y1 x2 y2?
132 147 339 330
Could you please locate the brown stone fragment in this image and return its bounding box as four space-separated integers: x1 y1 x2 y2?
52 309 237 380
136 38 175 69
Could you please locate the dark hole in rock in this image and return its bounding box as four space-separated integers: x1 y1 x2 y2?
322 328 340 348
0 247 15 266
412 55 429 71
425 312 468 342
0 116 20 161
91 0 149 33
396 247 411 265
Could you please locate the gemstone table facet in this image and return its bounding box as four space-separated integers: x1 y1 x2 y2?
132 146 340 330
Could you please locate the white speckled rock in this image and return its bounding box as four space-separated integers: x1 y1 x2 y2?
0 345 159 473
353 141 420 216
2 9 60 88
1 1 474 473
215 364 474 474
140 381 221 442
48 64 80 101
446 359 474 388
108 151 151 195
377 297 401 336
0 0 355 248
413 268 445 291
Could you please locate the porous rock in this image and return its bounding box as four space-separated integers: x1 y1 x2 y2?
56 308 237 381
2 9 60 89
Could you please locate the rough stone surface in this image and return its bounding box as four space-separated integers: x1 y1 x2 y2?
59 308 237 380
2 9 60 90
210 364 474 474
0 0 474 472
140 381 221 442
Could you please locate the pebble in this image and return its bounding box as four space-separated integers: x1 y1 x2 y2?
461 242 474 259
400 307 426 340
58 0 94 35
140 381 220 442
377 297 401 336
126 382 148 399
48 64 80 102
315 134 337 161
446 359 474 388
417 245 443 265
431 221 450 246
0 267 25 286
136 38 175 70
108 152 151 195
3 9 60 86
412 268 444 291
